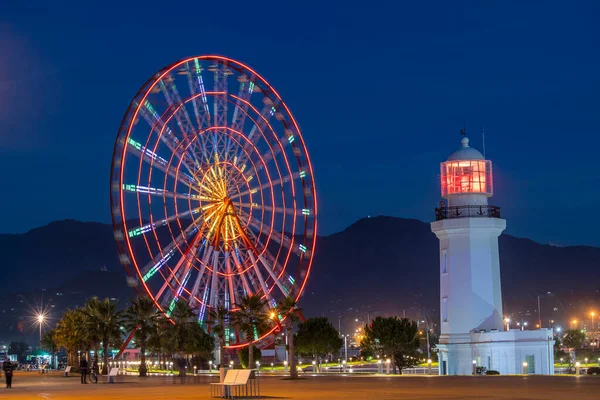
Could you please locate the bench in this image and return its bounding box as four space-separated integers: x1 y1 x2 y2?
64 366 72 377
107 367 119 383
210 369 260 399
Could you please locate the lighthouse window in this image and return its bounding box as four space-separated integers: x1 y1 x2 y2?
440 160 493 196
441 249 448 274
442 297 448 322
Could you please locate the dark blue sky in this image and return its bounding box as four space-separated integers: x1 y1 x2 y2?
1 1 599 246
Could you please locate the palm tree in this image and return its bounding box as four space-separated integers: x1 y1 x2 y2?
276 296 302 379
147 316 171 368
164 300 198 376
85 298 123 374
122 296 161 377
40 329 58 369
207 306 229 367
231 294 268 369
55 308 88 367
83 297 103 369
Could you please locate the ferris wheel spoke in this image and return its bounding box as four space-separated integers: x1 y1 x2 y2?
229 174 293 200
159 78 207 165
155 231 203 302
185 61 211 158
234 98 280 166
247 251 276 307
239 203 298 217
136 101 200 175
231 248 253 296
125 208 200 240
139 216 201 280
189 244 214 306
158 77 196 137
209 63 229 160
122 184 200 201
126 141 197 192
254 252 290 297
225 254 237 308
230 76 254 135
208 251 220 308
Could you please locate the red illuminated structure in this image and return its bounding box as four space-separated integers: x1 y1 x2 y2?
110 56 317 349
435 136 499 220
441 137 492 197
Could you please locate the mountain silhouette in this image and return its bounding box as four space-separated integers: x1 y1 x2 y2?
0 216 598 343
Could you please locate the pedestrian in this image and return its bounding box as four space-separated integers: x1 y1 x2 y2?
79 356 89 384
3 358 14 388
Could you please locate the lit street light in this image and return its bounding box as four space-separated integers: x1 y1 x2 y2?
37 313 45 344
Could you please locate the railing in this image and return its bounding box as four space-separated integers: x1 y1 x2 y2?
435 205 500 221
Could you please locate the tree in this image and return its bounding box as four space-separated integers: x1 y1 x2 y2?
83 297 103 369
562 329 586 362
231 294 268 369
55 308 89 367
147 315 172 367
207 305 229 367
164 300 198 376
184 323 215 368
276 296 303 378
41 329 58 368
295 317 343 367
122 296 161 377
85 298 123 374
360 316 420 374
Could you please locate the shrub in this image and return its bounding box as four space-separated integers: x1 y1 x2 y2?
485 370 500 375
237 347 262 369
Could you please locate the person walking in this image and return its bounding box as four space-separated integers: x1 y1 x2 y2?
79 356 89 384
3 358 14 388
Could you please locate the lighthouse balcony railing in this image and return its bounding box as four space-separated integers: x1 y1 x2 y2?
435 205 500 221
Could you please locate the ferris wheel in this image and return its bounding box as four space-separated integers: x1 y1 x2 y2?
110 55 317 347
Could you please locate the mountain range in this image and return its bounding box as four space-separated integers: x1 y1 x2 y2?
1 216 599 344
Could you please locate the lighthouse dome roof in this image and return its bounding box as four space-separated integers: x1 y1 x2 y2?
447 136 485 161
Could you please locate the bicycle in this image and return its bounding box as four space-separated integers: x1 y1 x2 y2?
87 366 99 383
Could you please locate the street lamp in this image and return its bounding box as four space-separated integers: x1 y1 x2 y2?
505 318 511 331
37 313 45 344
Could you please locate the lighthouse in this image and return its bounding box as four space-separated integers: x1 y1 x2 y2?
431 133 554 376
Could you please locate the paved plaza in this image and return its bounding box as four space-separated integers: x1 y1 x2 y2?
1 371 599 399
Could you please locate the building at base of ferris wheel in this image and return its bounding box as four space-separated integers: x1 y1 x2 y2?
431 135 554 375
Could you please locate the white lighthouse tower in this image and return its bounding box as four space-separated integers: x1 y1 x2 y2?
432 133 554 376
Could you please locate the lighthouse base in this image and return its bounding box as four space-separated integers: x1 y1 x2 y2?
436 329 555 375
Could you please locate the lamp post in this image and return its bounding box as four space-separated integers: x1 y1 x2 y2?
505 318 511 331
472 360 477 375
343 334 348 362
427 359 432 375
209 360 213 372
522 362 528 374
283 360 288 373
385 359 390 375
37 314 45 345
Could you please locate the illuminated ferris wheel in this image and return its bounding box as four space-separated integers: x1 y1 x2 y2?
110 55 317 347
